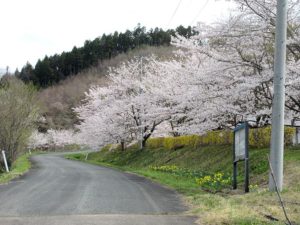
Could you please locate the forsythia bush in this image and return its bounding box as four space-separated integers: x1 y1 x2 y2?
147 126 295 150
146 137 165 149
249 126 294 147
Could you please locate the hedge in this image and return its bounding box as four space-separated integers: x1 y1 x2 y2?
146 126 296 150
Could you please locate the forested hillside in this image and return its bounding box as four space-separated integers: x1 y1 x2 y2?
38 45 175 130
16 25 194 88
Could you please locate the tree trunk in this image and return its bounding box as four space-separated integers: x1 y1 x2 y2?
170 121 180 137
121 141 125 151
142 139 147 149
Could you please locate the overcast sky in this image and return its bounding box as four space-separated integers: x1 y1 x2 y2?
0 0 235 72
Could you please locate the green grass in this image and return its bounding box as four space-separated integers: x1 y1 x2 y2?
0 153 32 184
66 144 300 225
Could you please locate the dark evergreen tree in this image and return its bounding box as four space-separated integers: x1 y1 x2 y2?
18 62 36 84
17 25 194 87
34 57 55 87
118 30 133 53
176 25 194 38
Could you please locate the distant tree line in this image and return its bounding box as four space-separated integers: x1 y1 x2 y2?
16 25 195 88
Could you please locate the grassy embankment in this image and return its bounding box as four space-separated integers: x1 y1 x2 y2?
0 153 32 184
66 133 300 225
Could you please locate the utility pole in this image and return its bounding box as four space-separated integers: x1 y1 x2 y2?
269 0 287 192
139 56 144 150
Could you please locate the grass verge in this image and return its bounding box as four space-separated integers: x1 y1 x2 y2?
0 153 31 184
66 145 300 225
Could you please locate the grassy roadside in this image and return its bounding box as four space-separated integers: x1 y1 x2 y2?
0 153 32 184
66 145 300 225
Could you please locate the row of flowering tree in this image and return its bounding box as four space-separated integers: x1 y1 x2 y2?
30 0 300 150
29 129 75 150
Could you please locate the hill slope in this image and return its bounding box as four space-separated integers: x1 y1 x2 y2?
38 45 175 130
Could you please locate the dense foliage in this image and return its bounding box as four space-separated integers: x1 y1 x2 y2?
16 25 195 88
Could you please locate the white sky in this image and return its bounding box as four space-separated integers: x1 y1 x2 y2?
0 0 235 71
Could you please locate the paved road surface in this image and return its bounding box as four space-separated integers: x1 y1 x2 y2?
0 154 196 225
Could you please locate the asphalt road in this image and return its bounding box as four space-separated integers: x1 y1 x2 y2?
0 154 196 225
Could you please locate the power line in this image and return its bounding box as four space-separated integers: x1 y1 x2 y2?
167 0 183 27
189 0 209 26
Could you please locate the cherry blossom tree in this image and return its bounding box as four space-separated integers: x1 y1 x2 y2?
170 0 300 128
74 87 135 150
28 129 75 150
28 130 49 150
74 57 172 149
72 0 300 148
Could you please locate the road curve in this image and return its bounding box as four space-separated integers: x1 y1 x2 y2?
0 154 196 225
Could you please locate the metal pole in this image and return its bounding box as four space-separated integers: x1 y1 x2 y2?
269 0 287 192
233 162 237 189
1 150 9 172
296 127 299 145
233 128 237 190
245 122 249 193
139 57 144 150
245 158 249 193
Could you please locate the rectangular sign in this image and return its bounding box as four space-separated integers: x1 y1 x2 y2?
235 128 246 160
233 123 248 162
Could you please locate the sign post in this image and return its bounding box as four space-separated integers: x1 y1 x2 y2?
292 118 300 145
233 122 249 193
1 150 9 173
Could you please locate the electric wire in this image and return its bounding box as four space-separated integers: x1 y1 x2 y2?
189 0 210 26
167 0 183 27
